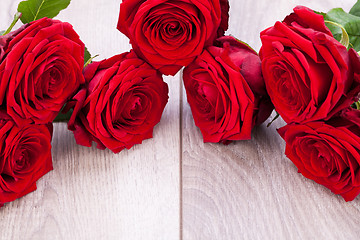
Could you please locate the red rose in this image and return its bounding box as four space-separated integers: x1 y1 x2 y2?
0 112 53 207
278 108 360 201
117 0 230 76
260 6 360 123
183 36 273 143
0 17 85 126
67 51 169 153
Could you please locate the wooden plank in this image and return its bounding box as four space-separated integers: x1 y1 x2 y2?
182 0 360 239
0 1 180 239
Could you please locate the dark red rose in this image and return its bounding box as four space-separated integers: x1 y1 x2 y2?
67 51 169 153
278 108 360 201
0 112 53 207
0 17 85 126
117 0 230 76
183 36 273 143
260 6 360 124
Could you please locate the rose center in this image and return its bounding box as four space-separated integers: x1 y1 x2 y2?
319 155 330 171
36 68 62 99
274 67 300 110
14 149 29 171
165 21 181 36
130 96 142 115
145 4 196 48
49 69 61 89
194 81 218 118
112 93 147 128
16 156 25 169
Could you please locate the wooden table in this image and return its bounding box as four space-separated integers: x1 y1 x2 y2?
1 0 359 239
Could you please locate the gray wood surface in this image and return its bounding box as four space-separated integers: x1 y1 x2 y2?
0 0 359 239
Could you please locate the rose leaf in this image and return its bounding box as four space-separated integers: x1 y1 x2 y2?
324 8 360 51
17 0 71 24
83 48 99 67
350 0 360 17
84 47 91 65
54 109 73 123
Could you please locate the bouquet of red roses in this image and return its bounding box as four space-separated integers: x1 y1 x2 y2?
0 0 170 207
260 5 360 201
1 0 360 209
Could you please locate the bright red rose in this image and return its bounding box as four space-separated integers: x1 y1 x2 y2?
117 0 230 76
0 112 53 207
0 17 85 126
183 36 273 143
67 51 169 153
278 108 360 201
260 6 360 124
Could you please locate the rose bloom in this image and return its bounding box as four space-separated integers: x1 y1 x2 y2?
0 17 85 126
260 6 360 124
183 36 273 143
0 113 53 207
67 51 169 153
278 108 360 201
117 0 229 76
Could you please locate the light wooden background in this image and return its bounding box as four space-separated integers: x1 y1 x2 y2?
1 0 359 239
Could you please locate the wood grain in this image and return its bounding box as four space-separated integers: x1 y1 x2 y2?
0 1 180 239
182 0 360 239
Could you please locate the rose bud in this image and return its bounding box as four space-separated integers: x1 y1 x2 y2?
67 51 169 153
117 0 230 76
0 17 85 126
183 36 273 144
0 112 53 207
260 6 360 124
278 107 360 202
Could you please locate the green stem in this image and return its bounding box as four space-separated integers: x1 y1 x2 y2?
324 20 349 48
3 12 22 36
84 54 99 67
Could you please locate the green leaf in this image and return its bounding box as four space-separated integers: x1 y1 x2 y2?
84 54 99 67
84 47 91 65
350 0 360 17
323 8 360 51
54 108 73 122
17 0 71 24
83 47 99 67
314 10 325 16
